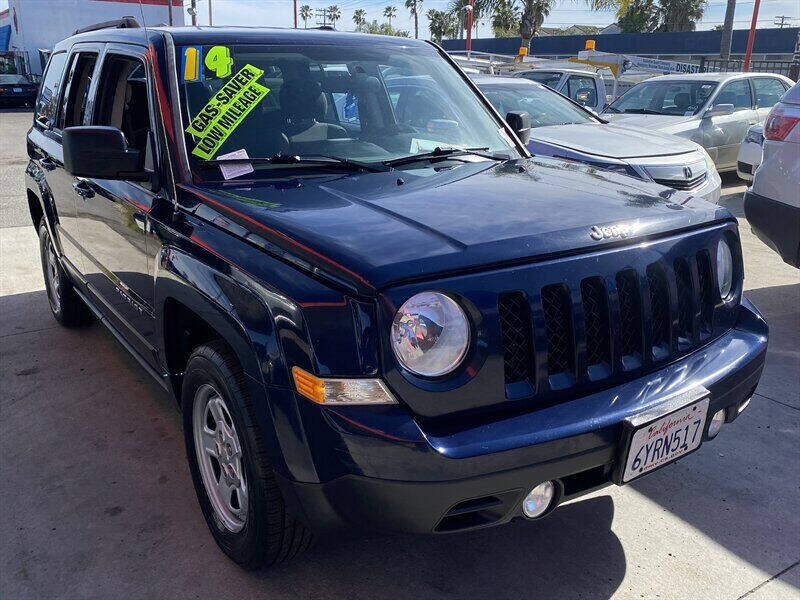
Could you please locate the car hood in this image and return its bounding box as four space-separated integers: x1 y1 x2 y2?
530 123 698 159
602 113 698 130
182 157 731 292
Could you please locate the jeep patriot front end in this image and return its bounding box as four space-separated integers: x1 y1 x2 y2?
25 25 767 569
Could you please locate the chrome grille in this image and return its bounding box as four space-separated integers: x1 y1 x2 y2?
653 172 708 191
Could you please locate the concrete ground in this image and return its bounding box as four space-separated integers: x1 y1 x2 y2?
1 108 798 600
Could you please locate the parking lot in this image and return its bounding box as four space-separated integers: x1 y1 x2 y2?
1 106 798 599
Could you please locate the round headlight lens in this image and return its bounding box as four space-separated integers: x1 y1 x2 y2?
717 239 734 299
391 292 470 377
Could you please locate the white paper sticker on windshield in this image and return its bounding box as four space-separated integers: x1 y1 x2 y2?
218 149 253 180
409 138 460 153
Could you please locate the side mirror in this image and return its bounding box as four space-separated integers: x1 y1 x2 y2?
506 110 531 145
63 126 146 180
705 103 734 118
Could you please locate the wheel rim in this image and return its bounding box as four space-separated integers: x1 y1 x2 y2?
45 238 61 313
192 384 248 533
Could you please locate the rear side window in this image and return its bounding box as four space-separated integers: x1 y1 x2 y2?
565 75 597 107
715 79 752 111
60 53 98 129
752 78 787 109
34 52 68 127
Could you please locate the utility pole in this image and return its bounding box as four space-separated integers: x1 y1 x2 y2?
315 8 329 27
465 0 475 56
208 0 213 26
167 0 174 26
773 15 791 28
742 0 761 72
294 0 298 28
189 0 198 26
719 0 736 67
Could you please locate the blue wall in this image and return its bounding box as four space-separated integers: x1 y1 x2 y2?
441 27 800 57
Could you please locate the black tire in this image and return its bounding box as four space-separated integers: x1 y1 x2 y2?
38 218 94 326
181 340 312 569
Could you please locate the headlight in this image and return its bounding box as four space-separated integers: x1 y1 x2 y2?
716 238 734 299
391 291 470 377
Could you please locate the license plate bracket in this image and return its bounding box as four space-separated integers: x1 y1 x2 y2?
613 386 710 485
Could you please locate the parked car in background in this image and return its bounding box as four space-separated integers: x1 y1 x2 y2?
736 123 763 181
0 73 38 107
513 68 608 113
603 72 793 172
744 81 800 267
470 76 721 203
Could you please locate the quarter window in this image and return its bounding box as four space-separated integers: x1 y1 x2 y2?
715 79 752 111
34 52 68 128
752 78 786 109
60 53 98 129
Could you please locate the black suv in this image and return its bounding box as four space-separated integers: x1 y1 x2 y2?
26 22 767 570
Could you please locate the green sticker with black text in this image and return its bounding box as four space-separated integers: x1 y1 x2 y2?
186 64 270 160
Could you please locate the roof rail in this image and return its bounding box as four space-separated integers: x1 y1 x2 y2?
73 17 140 36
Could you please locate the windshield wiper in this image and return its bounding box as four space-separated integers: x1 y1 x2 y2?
382 146 504 168
197 154 389 173
622 108 663 115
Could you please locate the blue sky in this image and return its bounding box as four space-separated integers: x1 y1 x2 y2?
2 0 798 40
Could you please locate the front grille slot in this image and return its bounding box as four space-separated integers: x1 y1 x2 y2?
580 277 611 380
696 250 714 336
498 292 534 390
616 269 643 369
653 172 707 190
646 264 670 359
674 258 694 348
541 284 575 387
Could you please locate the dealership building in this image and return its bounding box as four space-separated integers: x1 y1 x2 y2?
0 0 185 75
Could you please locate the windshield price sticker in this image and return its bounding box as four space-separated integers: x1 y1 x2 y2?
186 64 270 160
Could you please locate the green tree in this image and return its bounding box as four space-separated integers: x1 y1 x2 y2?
363 18 410 36
492 0 519 37
405 0 423 39
384 5 398 26
617 0 656 32
327 5 341 28
427 8 457 42
614 0 705 33
519 0 553 50
353 8 367 30
299 4 312 28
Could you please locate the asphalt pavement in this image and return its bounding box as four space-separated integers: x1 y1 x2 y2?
1 108 799 600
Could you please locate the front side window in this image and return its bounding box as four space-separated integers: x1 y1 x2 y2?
520 71 562 90
176 43 518 179
607 80 717 116
752 78 787 109
715 79 753 111
34 52 67 127
60 53 98 129
480 84 598 128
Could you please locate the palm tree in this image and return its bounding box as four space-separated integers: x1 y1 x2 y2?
427 8 457 42
519 0 553 51
492 0 519 37
384 5 398 26
327 5 341 28
405 0 423 39
353 8 367 30
299 4 312 28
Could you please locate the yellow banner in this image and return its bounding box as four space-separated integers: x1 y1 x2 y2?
186 64 270 160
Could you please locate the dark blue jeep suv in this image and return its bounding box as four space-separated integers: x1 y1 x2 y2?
25 22 767 569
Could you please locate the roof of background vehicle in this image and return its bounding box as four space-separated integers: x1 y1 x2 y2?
515 68 599 77
471 75 543 86
55 25 431 51
644 72 791 83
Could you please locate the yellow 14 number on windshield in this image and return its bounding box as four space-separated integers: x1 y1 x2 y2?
205 45 233 78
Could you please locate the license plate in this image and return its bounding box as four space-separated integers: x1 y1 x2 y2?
621 393 709 483
13 87 23 93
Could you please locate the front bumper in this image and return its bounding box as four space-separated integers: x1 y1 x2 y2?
277 298 767 535
744 190 800 267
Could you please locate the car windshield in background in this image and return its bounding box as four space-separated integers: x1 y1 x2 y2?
520 71 562 89
479 84 598 128
176 44 518 178
607 80 717 116
0 74 31 84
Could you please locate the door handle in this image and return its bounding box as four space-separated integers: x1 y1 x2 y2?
72 180 95 199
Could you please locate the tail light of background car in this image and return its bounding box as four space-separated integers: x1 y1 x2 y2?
763 105 800 141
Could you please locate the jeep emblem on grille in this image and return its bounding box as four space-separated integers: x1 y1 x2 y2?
683 166 693 179
590 224 633 241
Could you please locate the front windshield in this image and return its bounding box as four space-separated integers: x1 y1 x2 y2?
607 80 717 116
0 74 30 84
480 83 598 128
176 43 518 178
519 71 562 89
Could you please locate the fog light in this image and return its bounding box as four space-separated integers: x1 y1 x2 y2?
522 481 556 519
708 409 726 439
738 397 752 415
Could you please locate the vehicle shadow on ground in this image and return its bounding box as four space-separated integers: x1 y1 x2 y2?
0 107 34 114
630 281 800 591
717 172 747 217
